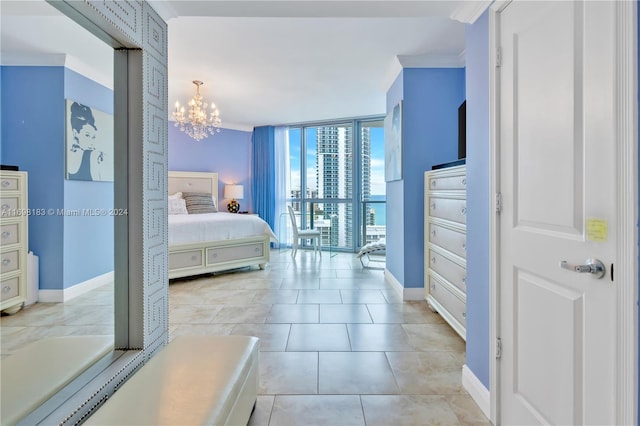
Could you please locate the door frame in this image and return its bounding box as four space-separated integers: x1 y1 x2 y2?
488 1 638 424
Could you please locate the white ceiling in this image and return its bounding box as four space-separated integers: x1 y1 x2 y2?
1 1 468 131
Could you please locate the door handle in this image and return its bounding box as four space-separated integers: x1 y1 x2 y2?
559 258 606 279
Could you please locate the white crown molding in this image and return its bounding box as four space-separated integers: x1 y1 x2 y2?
168 119 254 133
0 52 114 90
148 0 179 21
450 1 493 24
397 51 466 68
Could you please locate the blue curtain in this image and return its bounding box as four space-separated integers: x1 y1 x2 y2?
251 126 275 228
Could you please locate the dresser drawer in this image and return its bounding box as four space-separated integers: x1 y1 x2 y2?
429 224 466 259
0 223 20 246
207 243 264 265
0 276 20 301
0 176 21 191
428 275 466 327
428 197 466 225
1 250 20 274
169 249 203 270
0 196 20 213
428 174 466 191
429 250 466 293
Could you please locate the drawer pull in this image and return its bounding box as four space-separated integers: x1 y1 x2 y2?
255 247 259 252
1 181 9 187
462 276 466 284
462 311 466 318
461 206 466 215
431 229 436 238
191 255 197 261
462 242 466 250
431 180 436 187
430 283 435 291
431 256 436 264
430 202 436 210
1 231 10 239
2 285 11 293
211 253 218 258
461 178 466 186
1 204 9 210
2 258 11 265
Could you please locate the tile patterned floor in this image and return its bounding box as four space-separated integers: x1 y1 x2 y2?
0 249 489 425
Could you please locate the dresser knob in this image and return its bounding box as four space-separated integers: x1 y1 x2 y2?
462 242 466 250
431 230 436 238
2 286 10 293
461 178 466 186
212 253 218 258
461 206 466 215
431 257 436 264
431 180 436 187
1 204 9 210
1 231 10 239
462 311 466 318
1 181 9 187
430 202 436 210
2 258 10 265
191 255 197 261
462 276 466 284
430 284 435 291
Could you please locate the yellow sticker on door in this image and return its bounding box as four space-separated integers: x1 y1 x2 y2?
586 218 607 242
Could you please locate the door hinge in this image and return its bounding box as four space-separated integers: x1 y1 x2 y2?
496 47 502 67
496 192 503 214
496 338 502 359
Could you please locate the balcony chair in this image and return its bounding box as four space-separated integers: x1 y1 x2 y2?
287 205 321 258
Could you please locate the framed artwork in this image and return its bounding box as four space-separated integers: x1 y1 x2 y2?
65 99 114 182
384 101 402 182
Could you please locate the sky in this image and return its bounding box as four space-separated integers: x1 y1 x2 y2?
288 125 385 196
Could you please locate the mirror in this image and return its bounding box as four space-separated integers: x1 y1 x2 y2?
1 0 117 422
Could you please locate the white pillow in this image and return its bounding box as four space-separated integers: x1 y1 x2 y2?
169 192 183 200
168 198 188 215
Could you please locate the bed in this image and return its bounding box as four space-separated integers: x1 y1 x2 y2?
168 171 276 279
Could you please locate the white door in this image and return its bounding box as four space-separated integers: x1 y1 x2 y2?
497 1 618 424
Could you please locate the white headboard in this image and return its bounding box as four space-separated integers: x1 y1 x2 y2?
168 171 218 202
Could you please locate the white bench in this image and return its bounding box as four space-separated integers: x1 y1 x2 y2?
0 336 113 425
85 335 260 426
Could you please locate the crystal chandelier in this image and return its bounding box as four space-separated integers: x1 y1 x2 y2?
173 80 221 141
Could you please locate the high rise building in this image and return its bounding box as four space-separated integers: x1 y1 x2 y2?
315 125 371 247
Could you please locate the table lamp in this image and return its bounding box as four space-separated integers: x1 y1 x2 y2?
224 184 244 213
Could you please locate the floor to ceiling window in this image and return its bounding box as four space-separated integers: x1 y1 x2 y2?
287 118 385 252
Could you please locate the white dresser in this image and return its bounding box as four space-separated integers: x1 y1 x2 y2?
0 171 28 314
424 164 467 340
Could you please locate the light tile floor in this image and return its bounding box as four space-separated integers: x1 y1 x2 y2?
169 250 489 425
0 249 489 425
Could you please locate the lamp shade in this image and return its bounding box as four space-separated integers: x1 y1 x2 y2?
224 184 244 200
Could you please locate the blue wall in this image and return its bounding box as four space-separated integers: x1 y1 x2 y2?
1 66 65 290
168 125 253 212
385 68 465 289
465 11 491 388
1 66 114 291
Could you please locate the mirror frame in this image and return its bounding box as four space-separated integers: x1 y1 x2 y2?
20 1 169 424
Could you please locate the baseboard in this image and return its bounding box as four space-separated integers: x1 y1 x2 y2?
462 364 491 420
39 271 114 303
384 268 425 301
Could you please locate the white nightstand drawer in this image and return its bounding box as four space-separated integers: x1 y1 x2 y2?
428 174 466 191
428 198 466 224
0 223 20 246
1 250 20 274
169 250 203 270
429 224 466 259
0 176 20 191
429 275 466 327
207 243 263 264
429 250 466 293
0 276 19 301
